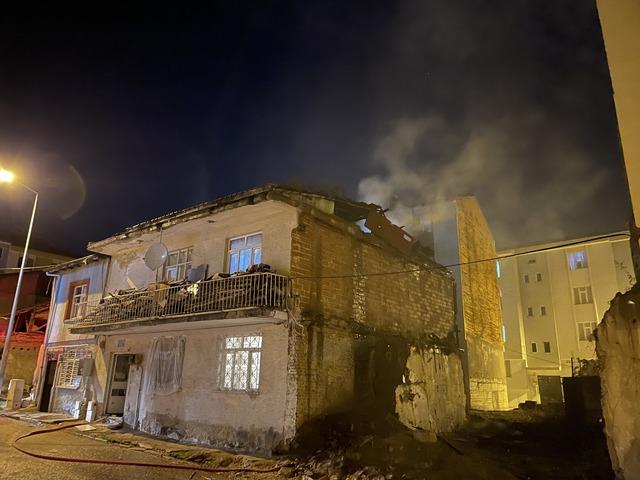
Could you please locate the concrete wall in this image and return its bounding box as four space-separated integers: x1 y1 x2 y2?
597 287 640 480
396 347 466 433
104 322 290 454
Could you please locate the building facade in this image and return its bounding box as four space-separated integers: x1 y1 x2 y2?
430 197 509 411
38 185 466 453
498 233 635 407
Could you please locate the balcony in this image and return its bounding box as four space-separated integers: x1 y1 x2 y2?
70 272 291 332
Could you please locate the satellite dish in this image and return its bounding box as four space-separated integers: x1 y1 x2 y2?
144 242 168 270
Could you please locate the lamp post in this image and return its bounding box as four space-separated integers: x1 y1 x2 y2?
0 169 38 392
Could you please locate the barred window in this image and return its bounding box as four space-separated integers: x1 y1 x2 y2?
56 348 91 389
221 335 262 391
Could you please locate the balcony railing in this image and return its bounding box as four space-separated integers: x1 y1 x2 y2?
73 273 291 328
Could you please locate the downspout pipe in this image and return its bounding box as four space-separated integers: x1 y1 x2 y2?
36 272 61 409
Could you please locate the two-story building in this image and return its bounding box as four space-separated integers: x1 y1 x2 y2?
37 185 466 453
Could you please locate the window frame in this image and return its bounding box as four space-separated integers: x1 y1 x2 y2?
219 334 263 392
65 279 90 320
163 247 193 282
573 286 593 305
531 342 537 353
578 321 598 341
227 232 263 274
543 341 551 353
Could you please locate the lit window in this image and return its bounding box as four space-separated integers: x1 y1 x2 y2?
228 233 262 274
568 251 588 270
496 261 501 278
164 247 193 282
531 342 537 353
540 306 547 316
221 335 262 391
574 286 593 305
543 341 551 353
536 273 543 282
523 274 530 284
578 321 598 341
67 280 89 319
527 307 533 317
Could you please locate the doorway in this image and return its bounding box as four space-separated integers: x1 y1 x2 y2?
39 360 57 412
106 354 136 415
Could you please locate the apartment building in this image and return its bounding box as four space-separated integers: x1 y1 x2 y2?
498 232 634 407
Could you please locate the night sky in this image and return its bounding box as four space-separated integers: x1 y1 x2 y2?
0 1 631 256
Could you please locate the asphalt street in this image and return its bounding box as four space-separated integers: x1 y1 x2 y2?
0 417 230 480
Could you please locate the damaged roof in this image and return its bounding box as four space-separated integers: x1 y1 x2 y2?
47 254 106 273
87 183 433 264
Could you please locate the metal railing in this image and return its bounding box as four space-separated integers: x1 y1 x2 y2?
73 273 291 328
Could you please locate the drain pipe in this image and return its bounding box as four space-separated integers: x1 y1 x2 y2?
36 272 61 409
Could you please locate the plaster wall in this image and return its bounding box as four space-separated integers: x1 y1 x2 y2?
102 321 291 453
103 201 298 293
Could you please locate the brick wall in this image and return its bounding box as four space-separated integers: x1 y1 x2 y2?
291 212 455 338
455 198 508 410
289 211 459 427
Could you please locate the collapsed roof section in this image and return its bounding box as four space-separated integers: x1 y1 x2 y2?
87 184 434 265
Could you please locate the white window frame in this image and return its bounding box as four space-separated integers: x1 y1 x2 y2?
68 281 89 319
220 334 262 392
578 321 597 341
574 286 593 305
163 247 193 282
227 233 262 274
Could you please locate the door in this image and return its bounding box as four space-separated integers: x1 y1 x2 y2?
106 354 136 414
39 360 57 412
538 375 564 404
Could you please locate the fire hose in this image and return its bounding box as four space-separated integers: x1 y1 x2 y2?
12 420 282 474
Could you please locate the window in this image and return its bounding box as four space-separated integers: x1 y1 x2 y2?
496 261 501 278
527 307 533 317
55 347 92 389
540 306 547 316
505 360 512 378
221 335 262 391
536 273 543 282
528 258 537 264
143 336 186 395
523 274 530 284
543 341 551 353
17 255 36 267
568 251 588 270
578 321 598 341
66 280 89 319
228 233 262 274
164 247 193 281
531 342 538 353
574 286 593 305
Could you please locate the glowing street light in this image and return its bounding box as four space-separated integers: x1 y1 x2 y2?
0 168 39 393
0 169 14 183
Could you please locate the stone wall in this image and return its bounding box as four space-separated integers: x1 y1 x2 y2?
597 286 640 479
396 347 466 433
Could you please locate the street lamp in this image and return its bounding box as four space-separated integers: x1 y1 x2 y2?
0 169 38 393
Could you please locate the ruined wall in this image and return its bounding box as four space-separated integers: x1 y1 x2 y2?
290 211 460 427
455 198 508 410
3 344 39 389
597 286 640 479
396 347 466 433
104 322 290 454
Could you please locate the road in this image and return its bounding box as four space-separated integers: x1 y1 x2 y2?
0 416 233 480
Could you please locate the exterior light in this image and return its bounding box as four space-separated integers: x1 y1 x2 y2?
0 169 14 183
